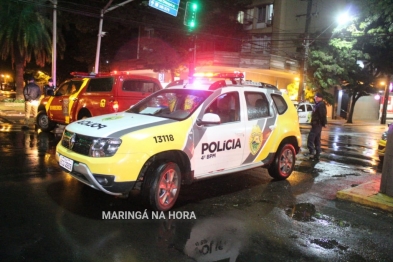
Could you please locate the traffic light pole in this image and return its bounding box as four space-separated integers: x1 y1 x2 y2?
188 35 196 84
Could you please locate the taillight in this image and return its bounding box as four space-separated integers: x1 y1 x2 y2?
113 101 119 112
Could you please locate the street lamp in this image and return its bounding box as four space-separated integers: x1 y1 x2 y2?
1 74 9 83
94 0 134 74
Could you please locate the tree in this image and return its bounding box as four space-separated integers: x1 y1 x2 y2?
307 31 377 123
138 37 187 82
0 0 56 99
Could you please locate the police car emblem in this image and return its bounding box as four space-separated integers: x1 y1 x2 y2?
69 133 76 149
249 125 263 155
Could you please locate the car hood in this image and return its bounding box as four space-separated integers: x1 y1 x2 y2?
65 112 177 138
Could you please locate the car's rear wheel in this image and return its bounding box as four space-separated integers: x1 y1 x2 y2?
143 162 181 211
36 111 56 132
268 144 296 180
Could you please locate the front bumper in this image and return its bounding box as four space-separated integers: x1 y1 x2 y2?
63 161 135 195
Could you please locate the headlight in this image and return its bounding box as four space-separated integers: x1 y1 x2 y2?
381 131 388 141
90 138 122 157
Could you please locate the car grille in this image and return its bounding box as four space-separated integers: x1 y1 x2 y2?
61 130 94 156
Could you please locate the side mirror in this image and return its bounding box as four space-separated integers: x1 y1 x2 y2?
196 113 221 126
297 108 304 112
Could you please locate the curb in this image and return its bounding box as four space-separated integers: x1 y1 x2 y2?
336 179 393 213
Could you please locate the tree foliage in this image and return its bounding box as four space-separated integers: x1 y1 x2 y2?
0 0 61 98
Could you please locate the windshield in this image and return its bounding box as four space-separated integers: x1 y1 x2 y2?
127 89 212 120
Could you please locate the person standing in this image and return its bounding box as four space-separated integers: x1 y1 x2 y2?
43 78 55 96
304 92 327 161
23 76 41 129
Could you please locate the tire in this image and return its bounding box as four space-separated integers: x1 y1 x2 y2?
36 111 56 132
268 144 296 180
77 110 92 120
144 162 181 211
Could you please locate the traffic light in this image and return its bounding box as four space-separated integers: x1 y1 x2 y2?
184 1 198 29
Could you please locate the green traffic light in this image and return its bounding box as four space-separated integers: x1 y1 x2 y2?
184 1 198 29
192 3 197 11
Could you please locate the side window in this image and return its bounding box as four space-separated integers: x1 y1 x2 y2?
298 104 305 112
55 82 70 96
122 80 140 92
141 82 159 93
205 92 240 124
245 92 270 120
68 81 83 95
306 104 313 112
86 77 114 92
122 80 160 93
271 94 288 115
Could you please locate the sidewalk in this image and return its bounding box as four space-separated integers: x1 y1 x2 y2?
336 176 393 212
300 118 390 128
0 101 24 117
1 101 393 213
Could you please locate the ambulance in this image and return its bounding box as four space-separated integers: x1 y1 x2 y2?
56 73 302 211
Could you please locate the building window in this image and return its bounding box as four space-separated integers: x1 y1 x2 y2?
257 4 273 24
238 8 254 24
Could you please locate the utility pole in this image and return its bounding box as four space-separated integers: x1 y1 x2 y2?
50 0 57 85
381 76 391 125
94 0 134 74
297 0 313 102
381 122 393 197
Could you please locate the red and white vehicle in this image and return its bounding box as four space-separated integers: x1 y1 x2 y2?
37 72 162 131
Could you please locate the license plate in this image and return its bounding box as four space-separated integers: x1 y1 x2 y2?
59 155 74 172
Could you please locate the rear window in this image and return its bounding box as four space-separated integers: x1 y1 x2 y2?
86 77 114 92
122 80 160 93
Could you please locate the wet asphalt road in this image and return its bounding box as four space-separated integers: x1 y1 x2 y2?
0 118 393 262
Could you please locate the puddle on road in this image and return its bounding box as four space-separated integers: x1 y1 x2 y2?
310 238 348 251
285 203 316 222
332 173 361 178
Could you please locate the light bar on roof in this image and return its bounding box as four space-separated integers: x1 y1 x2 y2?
193 72 244 78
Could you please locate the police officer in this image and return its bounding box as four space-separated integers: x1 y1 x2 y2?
304 92 327 161
23 76 41 129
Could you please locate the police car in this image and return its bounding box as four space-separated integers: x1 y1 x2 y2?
296 102 314 124
56 72 302 211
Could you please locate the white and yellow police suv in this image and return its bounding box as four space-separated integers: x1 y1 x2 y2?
56 73 302 211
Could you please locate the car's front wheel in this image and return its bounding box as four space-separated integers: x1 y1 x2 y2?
268 144 296 180
144 162 181 211
36 111 56 132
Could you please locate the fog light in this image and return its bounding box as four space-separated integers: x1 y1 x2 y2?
96 177 109 185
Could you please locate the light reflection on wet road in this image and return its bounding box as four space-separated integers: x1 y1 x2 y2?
0 124 393 261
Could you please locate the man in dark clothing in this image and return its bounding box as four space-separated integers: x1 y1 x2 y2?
43 78 55 96
304 92 327 161
23 76 42 129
